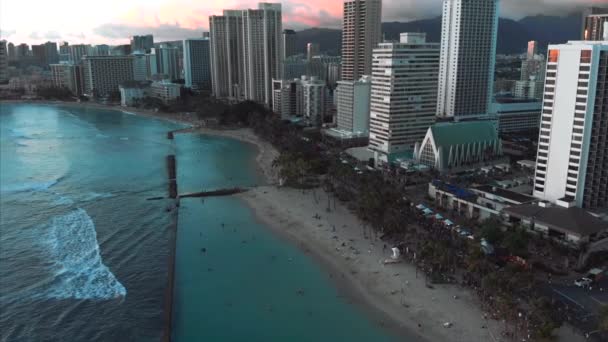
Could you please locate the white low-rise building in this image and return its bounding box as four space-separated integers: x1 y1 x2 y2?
119 81 150 107
149 81 181 104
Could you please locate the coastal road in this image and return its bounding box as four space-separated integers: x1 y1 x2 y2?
539 277 608 341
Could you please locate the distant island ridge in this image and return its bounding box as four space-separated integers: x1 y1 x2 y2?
294 14 583 56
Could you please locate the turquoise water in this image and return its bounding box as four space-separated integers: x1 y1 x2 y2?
0 103 400 341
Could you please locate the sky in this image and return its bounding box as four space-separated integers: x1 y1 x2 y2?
1 0 604 45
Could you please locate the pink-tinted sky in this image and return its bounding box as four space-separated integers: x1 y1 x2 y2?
0 0 603 45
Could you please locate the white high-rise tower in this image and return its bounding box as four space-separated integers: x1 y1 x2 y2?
436 0 499 120
533 41 608 209
368 33 440 163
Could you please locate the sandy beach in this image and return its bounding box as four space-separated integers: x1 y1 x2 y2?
239 185 508 342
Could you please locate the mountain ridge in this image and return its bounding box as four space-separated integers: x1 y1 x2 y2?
294 14 582 56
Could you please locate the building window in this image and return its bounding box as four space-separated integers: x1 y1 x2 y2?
580 50 592 64
548 50 559 63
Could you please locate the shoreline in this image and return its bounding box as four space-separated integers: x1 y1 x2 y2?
0 99 197 127
238 186 503 342
4 100 498 340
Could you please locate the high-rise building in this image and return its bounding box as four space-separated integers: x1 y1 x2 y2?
520 57 546 82
50 63 83 95
302 76 327 126
533 41 608 209
513 79 544 100
32 43 59 65
111 44 132 56
68 44 90 64
154 45 181 80
272 78 305 119
132 52 151 81
0 40 8 83
283 29 297 59
131 35 154 53
307 43 319 62
183 38 211 91
44 42 59 65
210 10 245 99
59 42 69 55
7 42 16 61
31 44 46 65
341 0 382 81
242 3 283 105
16 44 29 59
436 0 499 120
210 2 282 105
82 56 135 98
581 7 608 41
336 76 371 134
368 33 440 162
527 40 538 60
91 45 110 56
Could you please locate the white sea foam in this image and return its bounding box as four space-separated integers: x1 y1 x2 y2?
1 179 61 194
119 137 129 141
40 209 126 300
80 192 115 202
53 195 75 206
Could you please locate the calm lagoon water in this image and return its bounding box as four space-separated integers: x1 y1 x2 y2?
0 104 397 341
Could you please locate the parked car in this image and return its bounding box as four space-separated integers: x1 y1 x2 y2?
574 277 593 287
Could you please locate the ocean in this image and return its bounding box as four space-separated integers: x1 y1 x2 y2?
0 104 396 341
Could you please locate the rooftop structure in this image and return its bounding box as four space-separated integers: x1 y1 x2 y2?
414 121 502 172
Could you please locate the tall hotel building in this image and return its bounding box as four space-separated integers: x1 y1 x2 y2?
210 3 282 105
581 7 608 41
0 40 8 83
436 0 499 119
183 38 211 91
210 10 244 99
82 56 135 98
368 33 440 162
341 0 382 81
533 41 608 209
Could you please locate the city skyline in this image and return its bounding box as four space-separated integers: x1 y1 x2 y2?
1 0 603 45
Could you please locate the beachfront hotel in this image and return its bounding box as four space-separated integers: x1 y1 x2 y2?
82 55 135 98
209 10 245 99
183 38 212 92
209 3 283 106
532 41 608 209
341 0 382 82
436 0 499 120
368 33 440 164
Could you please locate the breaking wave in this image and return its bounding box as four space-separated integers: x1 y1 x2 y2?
1 178 63 194
8 128 32 139
39 209 126 300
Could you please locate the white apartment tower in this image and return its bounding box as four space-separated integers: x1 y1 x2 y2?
210 3 282 105
209 10 245 99
436 0 499 119
183 38 211 91
242 3 283 105
533 41 608 209
341 0 382 81
368 33 440 161
302 76 327 126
